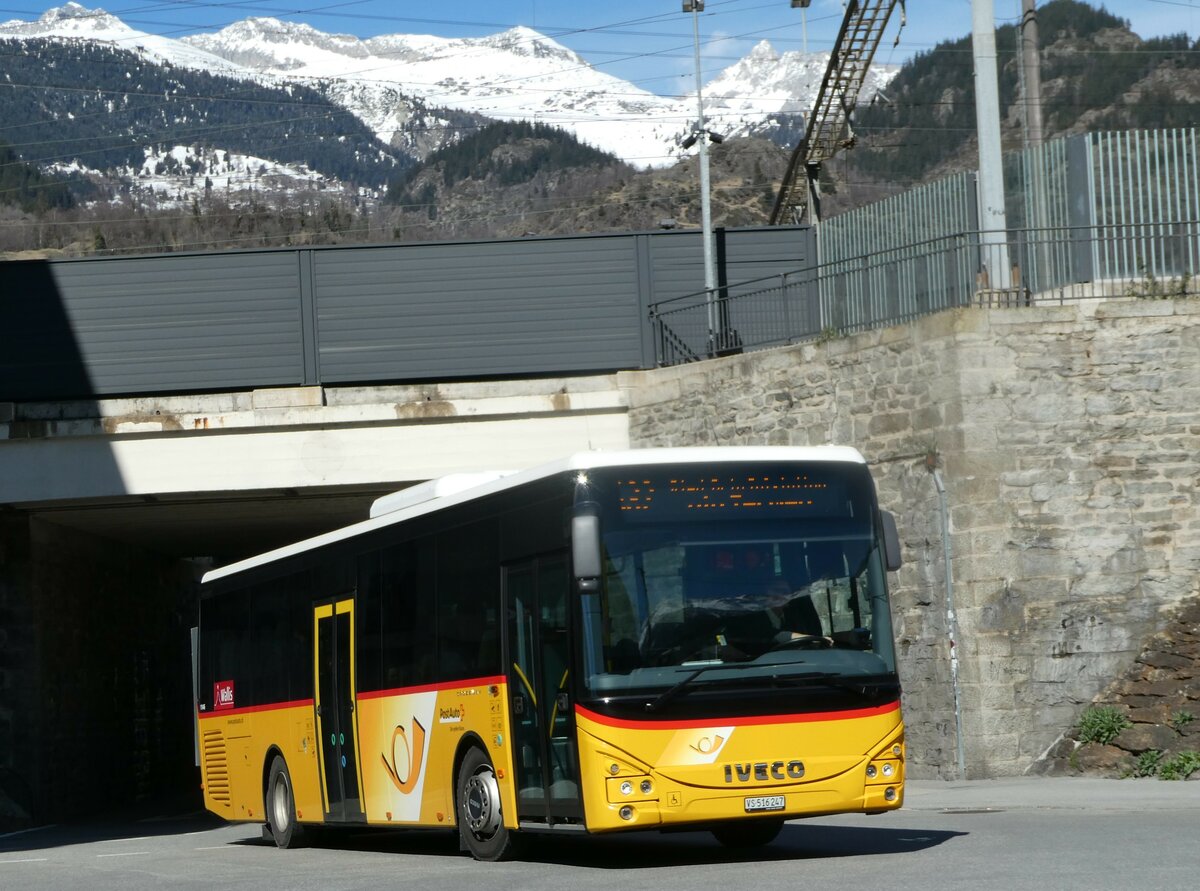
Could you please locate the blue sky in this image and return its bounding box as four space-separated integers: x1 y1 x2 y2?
8 1 1200 95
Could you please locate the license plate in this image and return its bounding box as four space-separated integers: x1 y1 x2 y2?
744 795 786 813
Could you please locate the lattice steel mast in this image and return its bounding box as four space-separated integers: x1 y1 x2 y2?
770 0 904 225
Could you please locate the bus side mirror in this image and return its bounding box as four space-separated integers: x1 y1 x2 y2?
572 512 602 591
881 511 903 571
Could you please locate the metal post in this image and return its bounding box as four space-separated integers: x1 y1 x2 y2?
790 2 812 61
971 0 1011 289
1019 1 1047 295
932 470 967 780
685 1 717 353
1019 0 1044 148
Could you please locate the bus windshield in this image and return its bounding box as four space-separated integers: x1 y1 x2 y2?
576 463 898 701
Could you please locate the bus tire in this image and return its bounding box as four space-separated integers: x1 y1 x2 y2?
265 755 307 849
456 746 515 861
711 818 784 848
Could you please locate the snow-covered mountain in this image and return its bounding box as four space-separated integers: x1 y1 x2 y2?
47 145 344 211
698 39 895 139
0 2 246 74
1 3 898 169
180 18 682 166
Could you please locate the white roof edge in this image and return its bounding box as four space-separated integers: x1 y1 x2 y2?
369 471 518 518
202 446 865 585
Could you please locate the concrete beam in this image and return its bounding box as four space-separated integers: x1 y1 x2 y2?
0 378 630 506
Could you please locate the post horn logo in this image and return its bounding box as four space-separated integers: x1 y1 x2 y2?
381 717 427 794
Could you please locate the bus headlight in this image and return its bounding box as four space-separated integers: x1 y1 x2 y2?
867 759 901 784
607 775 657 803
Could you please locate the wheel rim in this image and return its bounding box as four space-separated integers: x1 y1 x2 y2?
271 774 291 832
462 766 501 838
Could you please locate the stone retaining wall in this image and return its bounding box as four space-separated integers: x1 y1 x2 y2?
1034 594 1200 777
618 299 1200 777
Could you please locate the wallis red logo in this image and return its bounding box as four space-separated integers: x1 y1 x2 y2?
214 680 235 710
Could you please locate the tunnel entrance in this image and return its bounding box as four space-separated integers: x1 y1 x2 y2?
0 486 394 830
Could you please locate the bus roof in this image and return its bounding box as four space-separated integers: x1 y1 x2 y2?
200 446 867 585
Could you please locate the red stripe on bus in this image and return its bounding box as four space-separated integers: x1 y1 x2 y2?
197 698 314 720
356 676 506 700
574 700 900 731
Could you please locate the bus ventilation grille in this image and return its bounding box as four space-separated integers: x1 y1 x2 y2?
202 728 231 805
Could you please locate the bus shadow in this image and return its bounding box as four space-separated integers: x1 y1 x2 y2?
250 820 966 867
0 808 224 854
513 823 966 868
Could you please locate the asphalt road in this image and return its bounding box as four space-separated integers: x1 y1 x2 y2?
2 779 1197 891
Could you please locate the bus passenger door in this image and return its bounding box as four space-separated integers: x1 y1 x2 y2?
313 598 365 823
503 556 583 826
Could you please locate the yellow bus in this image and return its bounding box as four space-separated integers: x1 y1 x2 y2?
195 447 905 860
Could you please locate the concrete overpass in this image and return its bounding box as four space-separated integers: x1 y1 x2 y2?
2 377 630 560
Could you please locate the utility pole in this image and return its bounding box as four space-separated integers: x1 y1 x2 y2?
1020 0 1044 147
1020 0 1048 292
791 0 811 54
971 0 1011 289
683 0 717 354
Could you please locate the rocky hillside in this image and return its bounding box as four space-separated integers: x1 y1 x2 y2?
833 0 1200 198
380 124 790 241
0 132 791 258
1034 595 1200 779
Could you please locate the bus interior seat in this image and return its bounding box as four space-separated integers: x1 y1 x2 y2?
783 589 824 637
683 544 774 600
549 738 580 798
606 637 640 673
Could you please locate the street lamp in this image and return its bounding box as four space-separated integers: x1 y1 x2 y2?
682 0 717 353
791 0 811 54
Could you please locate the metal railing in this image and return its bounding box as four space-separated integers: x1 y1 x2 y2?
649 220 1200 365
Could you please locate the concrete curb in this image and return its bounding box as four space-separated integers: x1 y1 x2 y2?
903 777 1200 812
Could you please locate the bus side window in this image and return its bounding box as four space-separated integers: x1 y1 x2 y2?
201 590 248 708
436 521 499 680
250 579 288 706
286 570 313 702
381 541 435 689
357 552 383 693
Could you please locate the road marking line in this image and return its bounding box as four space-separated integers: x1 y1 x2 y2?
99 836 153 844
0 858 49 864
0 825 57 840
96 852 149 858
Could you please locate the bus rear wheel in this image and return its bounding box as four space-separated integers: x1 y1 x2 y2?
711 818 784 848
456 747 515 861
266 755 307 849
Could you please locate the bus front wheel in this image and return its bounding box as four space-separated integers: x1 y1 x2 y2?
456 747 515 861
265 755 307 849
711 818 784 848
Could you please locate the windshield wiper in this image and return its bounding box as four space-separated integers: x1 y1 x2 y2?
772 671 900 698
643 661 794 713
